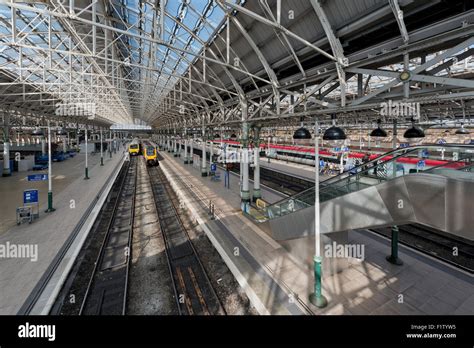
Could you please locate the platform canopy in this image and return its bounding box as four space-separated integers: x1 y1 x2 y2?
0 0 473 131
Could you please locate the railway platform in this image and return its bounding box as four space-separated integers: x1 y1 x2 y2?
159 151 474 315
0 150 125 314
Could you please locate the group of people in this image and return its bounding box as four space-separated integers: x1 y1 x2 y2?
318 156 359 176
318 158 341 175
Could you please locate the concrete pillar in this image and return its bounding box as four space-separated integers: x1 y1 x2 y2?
2 114 11 177
253 124 261 202
201 124 207 176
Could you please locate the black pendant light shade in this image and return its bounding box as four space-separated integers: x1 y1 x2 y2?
455 125 470 135
403 126 425 138
230 133 237 139
293 127 312 140
214 133 220 139
323 126 346 141
370 119 388 137
323 113 346 142
404 117 425 139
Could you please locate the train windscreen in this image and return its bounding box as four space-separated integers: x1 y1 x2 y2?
146 146 155 156
130 144 139 149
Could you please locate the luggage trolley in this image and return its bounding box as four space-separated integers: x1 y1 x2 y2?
17 189 40 225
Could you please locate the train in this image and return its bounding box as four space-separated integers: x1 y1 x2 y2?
128 138 141 156
143 143 159 166
199 139 467 173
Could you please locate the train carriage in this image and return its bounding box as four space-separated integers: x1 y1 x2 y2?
128 138 141 156
144 144 159 166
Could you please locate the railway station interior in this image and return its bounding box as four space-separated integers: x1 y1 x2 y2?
0 0 473 337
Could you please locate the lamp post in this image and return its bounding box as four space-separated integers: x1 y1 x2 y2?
267 135 271 163
309 120 327 308
109 131 113 159
100 128 104 166
45 120 55 212
84 127 89 180
2 113 11 177
309 115 346 308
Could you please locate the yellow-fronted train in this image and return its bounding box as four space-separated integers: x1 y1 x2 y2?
144 144 159 166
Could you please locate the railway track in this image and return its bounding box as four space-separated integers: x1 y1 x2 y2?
370 224 474 273
147 164 225 315
196 146 473 272
180 145 473 272
79 157 138 315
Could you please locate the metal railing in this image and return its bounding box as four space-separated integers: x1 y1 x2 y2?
265 144 474 220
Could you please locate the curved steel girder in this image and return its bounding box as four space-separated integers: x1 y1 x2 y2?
222 0 338 62
6 1 260 95
219 4 281 100
1 8 131 124
145 4 248 130
106 17 232 116
184 1 260 95
66 37 233 113
103 9 212 118
309 0 348 107
217 2 279 90
389 0 409 44
257 0 306 78
51 2 132 121
110 0 270 100
6 0 244 128
162 9 246 100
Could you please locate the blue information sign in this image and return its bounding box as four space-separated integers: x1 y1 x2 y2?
417 160 426 169
27 174 48 182
437 139 447 145
23 189 39 204
210 163 217 172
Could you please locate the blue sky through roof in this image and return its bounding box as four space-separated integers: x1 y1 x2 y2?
112 0 232 84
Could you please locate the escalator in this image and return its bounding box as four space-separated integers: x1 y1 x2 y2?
252 144 474 241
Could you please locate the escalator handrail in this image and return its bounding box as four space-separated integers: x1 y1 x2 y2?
266 144 473 210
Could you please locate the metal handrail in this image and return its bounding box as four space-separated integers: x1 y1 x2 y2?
265 144 474 219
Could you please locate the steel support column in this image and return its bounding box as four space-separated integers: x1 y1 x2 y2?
201 122 207 177
2 113 11 177
240 101 250 211
252 124 262 202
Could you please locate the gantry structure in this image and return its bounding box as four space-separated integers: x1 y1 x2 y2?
0 0 473 133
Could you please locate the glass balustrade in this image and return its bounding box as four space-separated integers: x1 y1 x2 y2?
264 144 474 221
